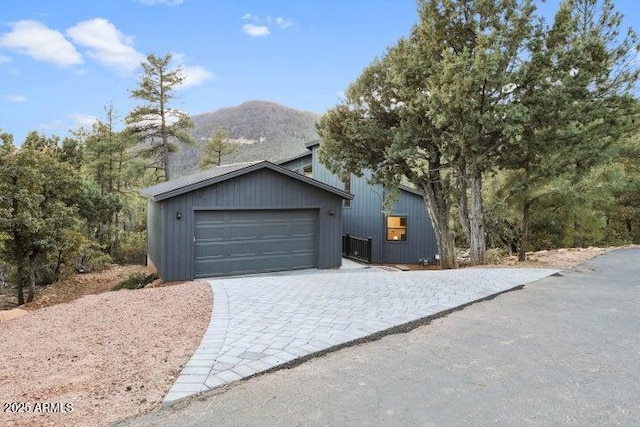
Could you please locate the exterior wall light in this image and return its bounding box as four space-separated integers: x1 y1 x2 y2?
176 209 182 220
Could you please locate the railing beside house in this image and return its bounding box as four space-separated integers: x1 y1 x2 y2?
342 234 372 263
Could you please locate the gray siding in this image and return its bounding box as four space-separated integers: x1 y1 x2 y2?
382 190 438 264
309 145 437 264
343 171 385 263
155 168 343 281
279 154 311 174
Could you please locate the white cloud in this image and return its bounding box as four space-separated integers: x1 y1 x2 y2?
243 24 270 37
0 20 82 67
41 119 65 132
140 0 184 5
66 18 144 74
179 65 214 89
6 94 27 102
274 17 293 29
40 114 99 134
241 14 294 36
0 54 12 63
69 113 99 130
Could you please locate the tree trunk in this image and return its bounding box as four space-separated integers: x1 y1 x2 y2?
16 262 25 306
468 171 486 265
418 169 458 269
426 197 458 269
519 199 531 262
458 173 471 245
27 264 36 303
111 211 120 258
573 217 585 248
54 250 63 281
162 135 170 181
160 72 171 182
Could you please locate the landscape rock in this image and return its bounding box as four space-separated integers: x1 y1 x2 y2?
0 308 28 323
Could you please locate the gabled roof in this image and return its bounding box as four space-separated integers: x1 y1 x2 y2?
141 160 354 202
305 139 321 149
284 139 424 197
275 149 312 166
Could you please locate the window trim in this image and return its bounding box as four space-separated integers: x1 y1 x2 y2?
386 215 407 242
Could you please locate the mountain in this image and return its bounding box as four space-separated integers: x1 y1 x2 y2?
170 100 321 176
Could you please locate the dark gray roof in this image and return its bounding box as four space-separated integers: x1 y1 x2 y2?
304 140 422 196
275 149 312 166
399 184 423 197
141 160 354 202
305 139 321 149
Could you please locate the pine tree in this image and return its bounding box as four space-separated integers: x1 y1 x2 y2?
497 0 640 259
83 105 134 254
199 128 237 169
126 53 194 182
318 0 538 268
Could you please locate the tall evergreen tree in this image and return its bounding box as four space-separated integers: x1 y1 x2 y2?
126 53 194 182
83 105 136 254
318 48 461 269
199 128 237 169
319 0 538 268
0 132 82 304
407 0 536 265
498 0 640 259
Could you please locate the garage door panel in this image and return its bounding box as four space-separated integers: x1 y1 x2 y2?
195 252 316 277
194 209 318 278
197 237 316 257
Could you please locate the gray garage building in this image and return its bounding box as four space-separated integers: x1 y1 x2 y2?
141 161 353 281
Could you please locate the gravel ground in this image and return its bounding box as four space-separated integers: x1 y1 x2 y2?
469 246 621 269
0 281 211 427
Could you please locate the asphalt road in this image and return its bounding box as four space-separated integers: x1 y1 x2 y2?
117 247 640 427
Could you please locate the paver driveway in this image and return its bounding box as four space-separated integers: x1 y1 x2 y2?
163 267 557 405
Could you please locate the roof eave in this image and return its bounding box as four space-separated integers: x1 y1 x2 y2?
275 149 312 165
399 184 423 197
264 162 353 200
305 139 321 149
142 160 353 202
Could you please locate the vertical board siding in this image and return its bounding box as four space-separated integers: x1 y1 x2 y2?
278 154 312 174
343 171 384 263
156 168 343 281
311 147 385 261
382 190 438 264
310 145 437 264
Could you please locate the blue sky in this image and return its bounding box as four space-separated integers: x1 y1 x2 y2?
1 0 638 144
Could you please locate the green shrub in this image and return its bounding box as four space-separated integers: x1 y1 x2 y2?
112 272 158 291
53 230 112 277
114 231 147 265
485 247 508 264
